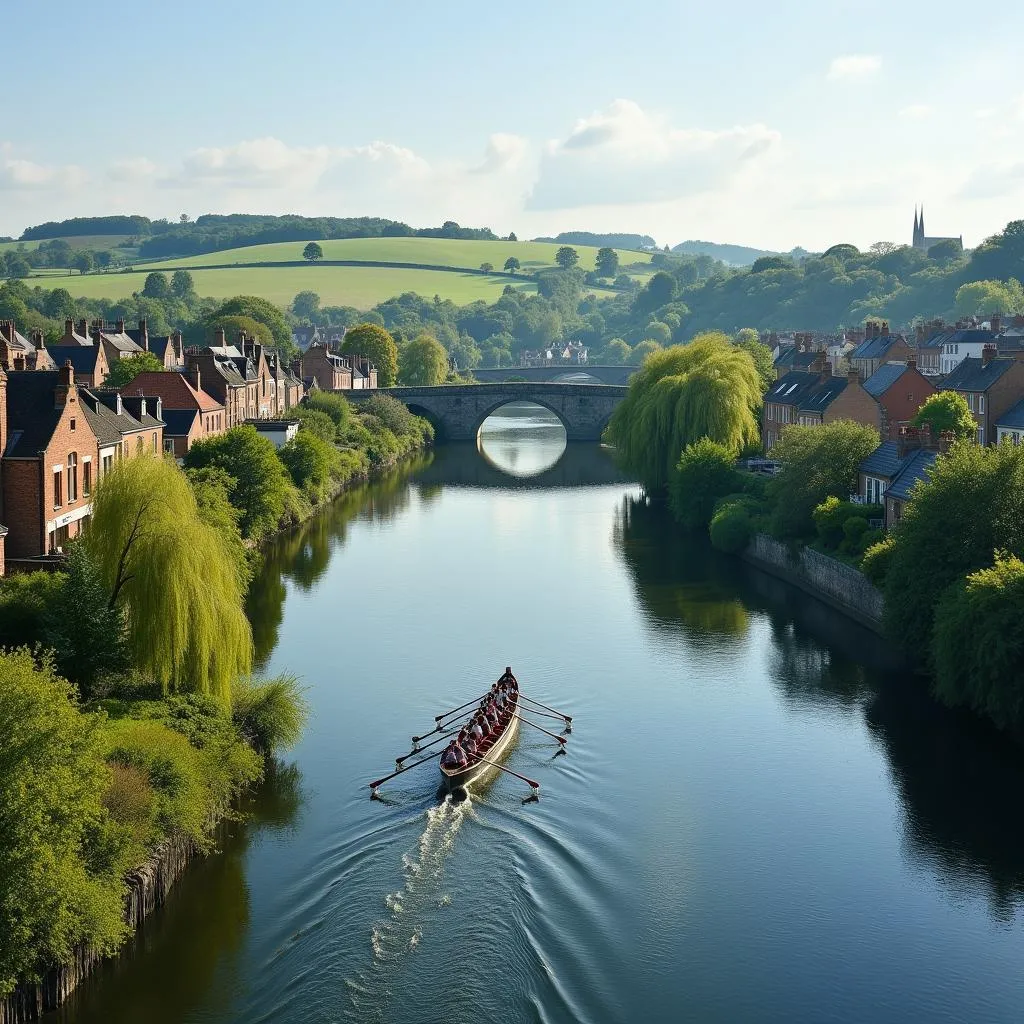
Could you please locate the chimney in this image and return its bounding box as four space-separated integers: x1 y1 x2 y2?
0 321 13 344
55 360 76 408
190 366 202 392
907 355 917 371
881 320 890 335
77 319 88 339
116 318 125 334
64 318 74 340
915 324 925 343
847 366 861 386
32 330 44 351
990 314 1002 335
139 318 149 351
214 327 226 348
982 344 997 366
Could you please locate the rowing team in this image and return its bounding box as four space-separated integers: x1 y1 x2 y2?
440 674 519 770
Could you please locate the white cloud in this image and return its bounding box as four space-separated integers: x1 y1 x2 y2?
959 161 1024 200
827 54 881 81
471 133 529 175
0 152 86 191
108 157 158 182
527 99 781 210
899 104 931 120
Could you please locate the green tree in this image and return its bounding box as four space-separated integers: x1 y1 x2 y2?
668 439 743 530
644 321 672 345
480 262 494 273
103 351 165 389
633 271 677 315
555 246 579 270
42 544 129 696
340 322 399 387
595 247 619 277
170 269 195 299
289 406 337 442
279 431 341 502
883 441 1024 666
507 231 518 242
184 425 294 542
5 253 30 278
605 332 763 491
0 571 64 649
186 467 251 591
630 339 662 364
291 290 321 320
212 296 292 352
932 553 1024 731
603 338 632 364
954 278 1024 317
84 456 252 700
400 332 449 386
767 420 880 539
0 649 128 997
71 250 94 275
733 329 775 394
304 390 352 430
911 391 977 441
504 256 520 274
141 271 170 299
42 287 74 318
205 314 274 351
303 242 324 262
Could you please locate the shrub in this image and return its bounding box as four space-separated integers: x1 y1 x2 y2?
709 499 753 554
232 674 309 754
840 515 870 553
668 438 742 531
0 570 64 649
291 406 337 443
279 431 343 503
304 391 351 430
861 536 896 585
362 393 417 436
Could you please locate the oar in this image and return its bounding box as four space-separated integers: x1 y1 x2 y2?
473 755 540 792
511 705 564 723
433 691 492 724
396 731 451 765
511 713 567 746
369 749 443 796
519 694 572 723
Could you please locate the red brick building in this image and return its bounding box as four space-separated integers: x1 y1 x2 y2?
119 370 226 449
293 341 353 392
44 342 110 388
940 348 1024 446
848 322 913 379
1 365 100 559
824 360 935 438
0 321 55 371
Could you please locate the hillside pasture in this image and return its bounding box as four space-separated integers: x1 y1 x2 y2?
0 234 136 252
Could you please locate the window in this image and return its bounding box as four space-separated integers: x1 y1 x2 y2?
977 427 985 445
152 432 158 452
53 467 63 509
101 453 113 477
136 436 144 454
69 417 76 432
978 394 985 414
83 459 92 496
164 438 175 454
67 453 78 503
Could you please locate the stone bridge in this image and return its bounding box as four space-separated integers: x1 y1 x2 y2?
470 364 635 385
347 382 628 441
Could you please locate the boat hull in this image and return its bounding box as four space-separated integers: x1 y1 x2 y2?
440 695 520 791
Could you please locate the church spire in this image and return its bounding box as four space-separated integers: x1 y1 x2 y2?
913 206 919 246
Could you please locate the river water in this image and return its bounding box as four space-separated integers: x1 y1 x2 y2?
56 405 1024 1024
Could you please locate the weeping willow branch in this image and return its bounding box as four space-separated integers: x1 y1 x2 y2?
84 456 252 702
605 333 762 491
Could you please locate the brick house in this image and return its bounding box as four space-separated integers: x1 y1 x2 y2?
848 323 913 378
185 344 250 428
293 341 353 392
824 361 935 439
0 321 55 371
940 348 1024 446
762 367 848 451
911 319 950 377
995 398 1024 445
78 390 165 471
118 370 226 446
124 319 185 370
858 426 945 527
160 409 204 459
89 319 145 367
1 365 100 559
44 342 110 388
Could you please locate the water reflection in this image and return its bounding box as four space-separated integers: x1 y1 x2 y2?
477 401 567 477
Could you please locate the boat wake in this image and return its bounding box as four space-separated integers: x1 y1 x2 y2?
344 794 472 1019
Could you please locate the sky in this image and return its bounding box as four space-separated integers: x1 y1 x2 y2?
2 0 1023 251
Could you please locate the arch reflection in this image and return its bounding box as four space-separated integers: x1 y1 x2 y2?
476 401 568 478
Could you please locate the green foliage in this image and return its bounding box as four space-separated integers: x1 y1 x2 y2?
911 391 978 441
0 570 65 649
630 339 662 364
205 314 274 351
103 350 165 389
85 456 253 700
644 320 672 345
302 242 324 262
604 333 763 491
186 467 252 592
42 544 129 698
555 246 579 270
291 290 321 320
304 390 351 430
767 421 880 539
184 424 294 542
668 439 742 530
595 247 619 277
954 278 1024 316
932 553 1024 731
231 674 310 754
142 271 170 299
211 295 291 351
734 330 775 393
812 496 884 552
883 441 1024 666
362 393 420 437
860 535 896 586
341 322 399 387
503 256 520 274
603 338 631 364
400 332 448 386
709 498 754 554
279 431 342 503
170 269 195 299
0 651 128 996
290 406 337 442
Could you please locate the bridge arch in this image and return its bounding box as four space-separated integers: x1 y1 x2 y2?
470 397 571 441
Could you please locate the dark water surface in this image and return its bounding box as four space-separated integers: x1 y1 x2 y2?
57 407 1024 1024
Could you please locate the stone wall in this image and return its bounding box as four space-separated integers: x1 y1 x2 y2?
743 532 884 631
0 833 197 1024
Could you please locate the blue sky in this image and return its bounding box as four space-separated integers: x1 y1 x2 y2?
3 0 1023 249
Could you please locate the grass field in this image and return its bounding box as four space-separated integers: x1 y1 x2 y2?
145 237 652 274
0 234 135 253
41 265 559 308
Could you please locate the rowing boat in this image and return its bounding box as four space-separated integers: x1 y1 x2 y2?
439 691 520 791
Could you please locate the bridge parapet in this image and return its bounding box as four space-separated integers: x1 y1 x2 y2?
470 364 635 385
344 382 628 442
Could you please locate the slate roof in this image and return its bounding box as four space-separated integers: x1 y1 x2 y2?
946 329 994 346
767 370 846 413
98 329 143 355
862 362 909 398
940 356 1015 394
996 398 1024 430
859 440 904 478
78 391 127 447
774 348 821 371
116 395 164 429
119 371 223 413
850 335 904 361
161 408 200 437
919 330 953 350
148 337 178 366
46 345 102 375
3 371 67 457
798 375 847 412
887 449 937 502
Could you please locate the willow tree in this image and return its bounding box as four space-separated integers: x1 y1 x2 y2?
84 457 252 701
604 332 762 491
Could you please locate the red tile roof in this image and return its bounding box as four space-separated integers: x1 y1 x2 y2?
118 372 223 413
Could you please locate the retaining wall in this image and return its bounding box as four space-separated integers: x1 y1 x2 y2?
743 533 884 632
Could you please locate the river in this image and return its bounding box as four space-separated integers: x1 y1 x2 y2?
55 404 1024 1024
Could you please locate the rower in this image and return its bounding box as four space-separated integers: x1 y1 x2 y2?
440 741 459 769
485 704 500 730
470 715 486 743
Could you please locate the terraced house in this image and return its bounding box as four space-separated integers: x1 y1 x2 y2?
0 320 55 371
762 365 848 451
940 347 1024 446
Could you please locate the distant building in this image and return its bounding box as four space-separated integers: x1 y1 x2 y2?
912 207 962 252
